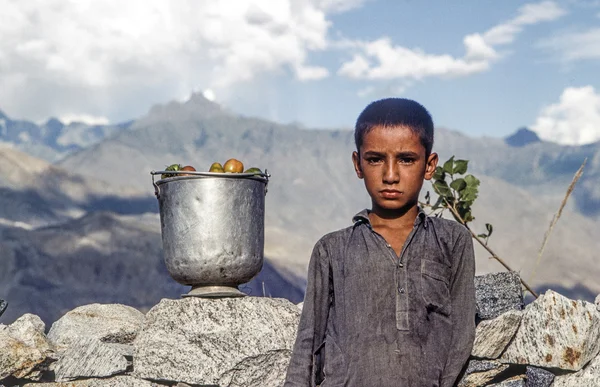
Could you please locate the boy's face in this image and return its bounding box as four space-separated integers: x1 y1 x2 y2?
352 125 438 214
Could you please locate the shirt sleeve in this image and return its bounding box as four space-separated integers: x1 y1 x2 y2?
440 227 476 387
284 240 332 387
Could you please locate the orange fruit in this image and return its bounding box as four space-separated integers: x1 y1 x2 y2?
223 159 244 173
180 165 196 176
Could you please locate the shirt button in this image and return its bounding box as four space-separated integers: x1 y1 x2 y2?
398 262 403 268
399 287 405 294
386 243 391 248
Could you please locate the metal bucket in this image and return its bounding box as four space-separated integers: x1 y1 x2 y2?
151 170 269 298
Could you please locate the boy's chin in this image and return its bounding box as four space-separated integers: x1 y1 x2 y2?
372 200 417 214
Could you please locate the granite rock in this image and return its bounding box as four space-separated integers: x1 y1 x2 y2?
475 272 523 320
553 353 600 386
501 290 600 371
218 349 292 387
525 366 554 387
489 375 526 386
23 375 159 386
0 314 53 380
472 310 522 359
458 360 509 387
133 296 300 385
50 337 129 381
47 304 145 350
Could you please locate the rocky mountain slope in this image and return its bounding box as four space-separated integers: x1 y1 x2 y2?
0 109 132 162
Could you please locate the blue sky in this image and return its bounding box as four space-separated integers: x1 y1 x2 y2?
1 0 599 144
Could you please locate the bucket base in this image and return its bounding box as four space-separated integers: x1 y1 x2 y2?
182 285 247 298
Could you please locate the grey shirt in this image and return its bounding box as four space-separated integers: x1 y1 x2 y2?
284 209 476 387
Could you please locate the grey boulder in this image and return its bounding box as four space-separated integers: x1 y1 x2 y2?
133 296 300 386
475 272 523 321
472 310 522 359
0 314 53 380
50 337 129 381
501 290 600 371
47 303 145 350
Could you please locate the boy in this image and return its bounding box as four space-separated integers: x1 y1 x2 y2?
284 98 476 387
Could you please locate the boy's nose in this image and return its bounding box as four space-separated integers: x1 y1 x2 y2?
383 162 400 183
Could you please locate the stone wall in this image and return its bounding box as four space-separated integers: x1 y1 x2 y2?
1 272 599 387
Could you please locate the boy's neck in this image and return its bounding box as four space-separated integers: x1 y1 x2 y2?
368 204 420 230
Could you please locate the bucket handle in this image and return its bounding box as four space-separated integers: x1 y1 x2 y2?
150 170 271 199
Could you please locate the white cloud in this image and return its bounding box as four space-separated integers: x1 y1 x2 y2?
0 0 340 122
59 114 110 126
539 27 600 62
338 1 565 84
531 86 600 145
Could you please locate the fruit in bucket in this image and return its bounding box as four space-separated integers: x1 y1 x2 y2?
161 164 182 179
223 159 244 173
209 162 224 172
180 165 196 176
244 167 262 174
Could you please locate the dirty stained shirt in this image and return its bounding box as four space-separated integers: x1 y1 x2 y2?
284 209 476 387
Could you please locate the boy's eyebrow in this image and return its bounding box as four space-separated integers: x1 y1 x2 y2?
362 150 420 158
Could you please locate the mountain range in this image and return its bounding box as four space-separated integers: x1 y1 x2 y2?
1 93 599 324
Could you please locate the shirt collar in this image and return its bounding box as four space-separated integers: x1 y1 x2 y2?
352 207 428 229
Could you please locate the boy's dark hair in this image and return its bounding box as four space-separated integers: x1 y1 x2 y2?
354 98 434 157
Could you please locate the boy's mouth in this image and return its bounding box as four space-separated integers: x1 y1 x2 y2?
380 189 402 199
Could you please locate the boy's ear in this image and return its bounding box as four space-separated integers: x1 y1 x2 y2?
352 151 363 179
424 152 438 180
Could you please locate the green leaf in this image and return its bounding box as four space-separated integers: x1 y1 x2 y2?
486 223 493 237
450 178 467 192
433 180 452 197
453 160 468 175
424 191 431 205
464 174 480 188
443 156 455 174
432 166 445 181
477 233 488 239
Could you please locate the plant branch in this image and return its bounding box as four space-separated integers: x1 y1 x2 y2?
441 196 539 299
529 158 587 285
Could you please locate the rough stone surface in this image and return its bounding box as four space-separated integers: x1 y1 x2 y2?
218 349 292 387
489 375 526 386
475 272 523 320
553 353 600 386
50 337 129 381
47 304 145 350
472 310 522 359
133 296 300 385
458 360 509 387
0 314 53 380
501 290 600 371
23 375 159 386
525 366 554 387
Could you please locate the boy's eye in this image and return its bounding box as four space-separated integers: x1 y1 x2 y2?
399 157 416 164
365 157 383 164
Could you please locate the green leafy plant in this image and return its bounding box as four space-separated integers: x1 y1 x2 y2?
421 156 538 298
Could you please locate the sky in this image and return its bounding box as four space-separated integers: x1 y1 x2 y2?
1 0 599 145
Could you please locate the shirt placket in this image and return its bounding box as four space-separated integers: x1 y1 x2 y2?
395 224 419 331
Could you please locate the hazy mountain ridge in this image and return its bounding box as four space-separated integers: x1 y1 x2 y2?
0 108 133 162
0 145 155 228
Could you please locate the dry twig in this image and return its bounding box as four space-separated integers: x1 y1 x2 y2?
529 158 587 285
